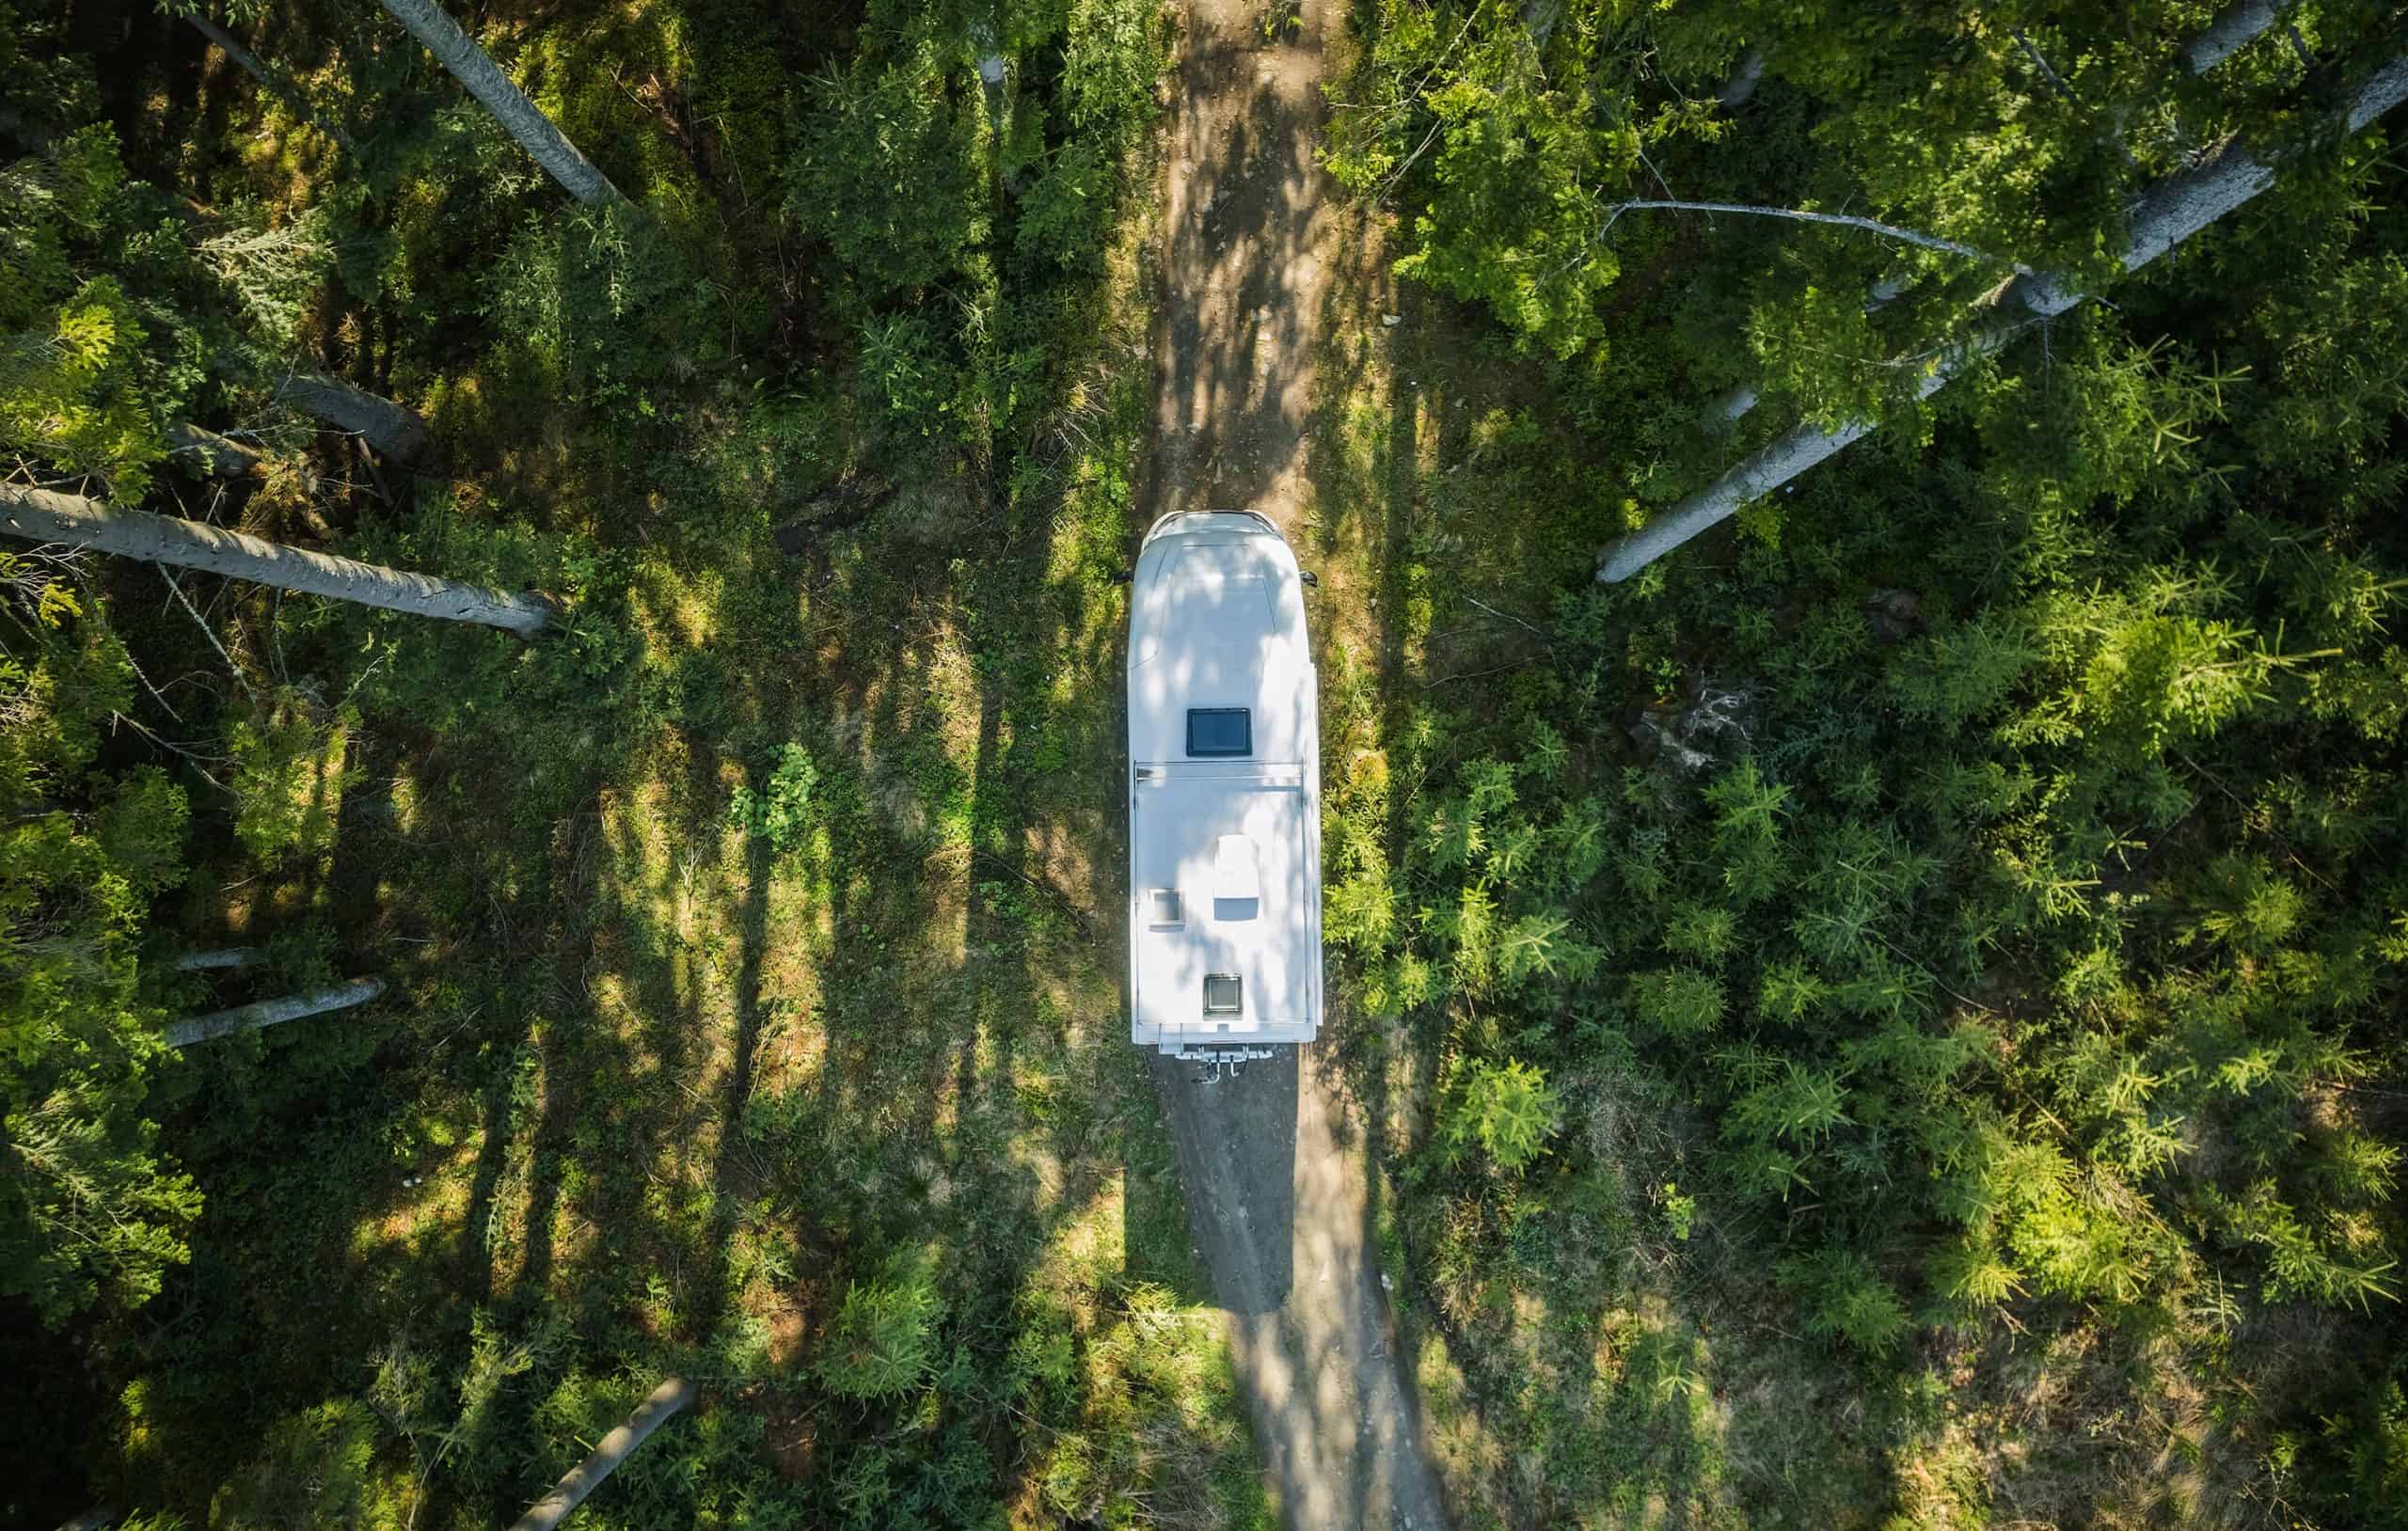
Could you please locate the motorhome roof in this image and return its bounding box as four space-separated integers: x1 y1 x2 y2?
1127 513 1323 1054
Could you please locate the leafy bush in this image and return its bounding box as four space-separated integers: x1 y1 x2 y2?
728 743 821 855
818 1259 944 1399
205 1399 411 1530
0 580 198 1327
226 695 354 867
1781 1250 1910 1357
482 198 719 408
1441 1057 1559 1174
786 35 980 300
1321 16 2408 1512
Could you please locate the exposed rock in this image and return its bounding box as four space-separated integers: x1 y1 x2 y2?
1630 676 1759 773
1864 587 1922 641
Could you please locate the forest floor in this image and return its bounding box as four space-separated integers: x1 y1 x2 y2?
1141 0 1449 1524
82 9 1290 1522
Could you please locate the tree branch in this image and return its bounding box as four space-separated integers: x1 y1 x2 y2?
161 565 260 703
1596 53 2408 583
1602 200 2035 274
506 1378 695 1531
2010 28 2078 102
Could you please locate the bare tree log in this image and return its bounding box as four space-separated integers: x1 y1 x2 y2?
166 977 385 1048
2186 0 2286 72
172 948 258 971
55 1509 117 1531
1598 54 2408 583
506 1378 696 1531
1 484 559 636
1708 384 1759 423
275 372 433 467
1714 3 2298 428
166 422 265 479
376 0 620 206
2020 54 2408 309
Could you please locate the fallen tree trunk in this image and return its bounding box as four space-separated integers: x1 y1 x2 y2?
172 948 258 972
1711 2 2298 428
2187 0 2287 73
1598 55 2408 582
166 422 266 479
182 13 358 155
506 1378 696 1531
377 0 621 206
1 484 558 636
166 978 385 1048
276 372 434 467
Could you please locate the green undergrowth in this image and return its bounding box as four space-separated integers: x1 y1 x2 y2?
1305 124 2408 1525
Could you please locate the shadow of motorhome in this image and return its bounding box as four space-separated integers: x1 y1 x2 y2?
1157 1044 1440 1528
1149 1049 1298 1317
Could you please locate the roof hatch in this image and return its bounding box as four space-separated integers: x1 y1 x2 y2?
1187 707 1252 757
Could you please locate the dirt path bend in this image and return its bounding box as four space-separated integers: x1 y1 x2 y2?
1143 0 1448 1524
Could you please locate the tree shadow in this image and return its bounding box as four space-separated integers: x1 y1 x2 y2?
68 1 1273 1523
1291 175 1874 1531
1148 1054 1299 1317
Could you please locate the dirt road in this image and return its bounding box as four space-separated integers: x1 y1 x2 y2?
1143 0 1449 1523
1148 0 1333 523
1154 1050 1446 1529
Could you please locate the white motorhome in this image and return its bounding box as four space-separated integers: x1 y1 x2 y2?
1126 511 1322 1060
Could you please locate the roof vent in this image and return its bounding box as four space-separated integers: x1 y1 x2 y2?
1203 973 1243 1016
1149 889 1183 925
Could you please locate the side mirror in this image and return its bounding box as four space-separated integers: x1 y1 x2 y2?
1299 570 1320 587
1109 568 1134 586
